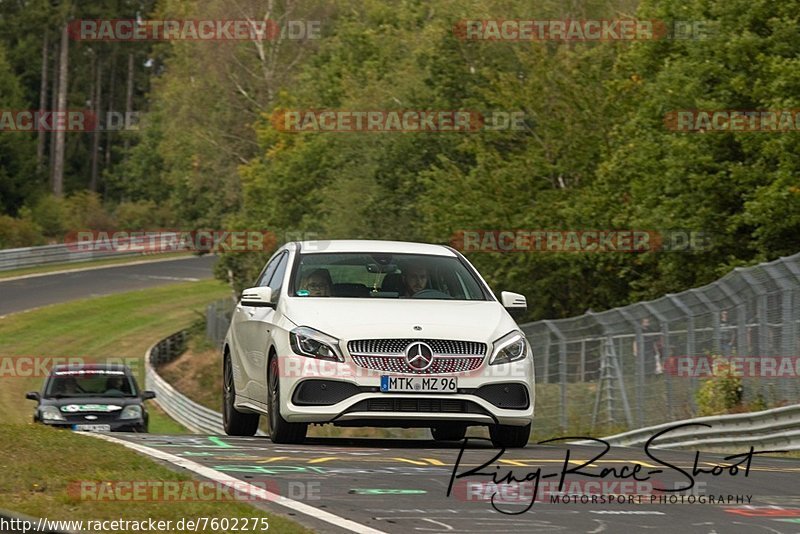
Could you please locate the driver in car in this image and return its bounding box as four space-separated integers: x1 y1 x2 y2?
300 268 333 297
401 264 429 297
105 376 126 396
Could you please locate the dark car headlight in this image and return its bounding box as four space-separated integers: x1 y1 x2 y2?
40 406 65 421
490 331 530 365
289 327 344 362
120 405 143 420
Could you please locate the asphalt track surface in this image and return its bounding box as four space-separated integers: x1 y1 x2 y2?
0 255 217 316
113 433 800 534
4 256 800 532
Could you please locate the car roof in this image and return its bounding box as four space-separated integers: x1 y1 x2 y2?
50 363 132 374
294 240 456 257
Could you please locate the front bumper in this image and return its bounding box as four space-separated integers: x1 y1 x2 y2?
276 354 535 427
38 419 147 432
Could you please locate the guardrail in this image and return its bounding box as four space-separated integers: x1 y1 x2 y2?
0 242 143 271
146 330 265 436
0 233 193 272
573 404 800 451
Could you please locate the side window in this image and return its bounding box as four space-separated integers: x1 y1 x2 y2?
256 254 281 287
266 252 289 303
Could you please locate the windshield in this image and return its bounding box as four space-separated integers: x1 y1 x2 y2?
290 253 488 300
44 370 137 398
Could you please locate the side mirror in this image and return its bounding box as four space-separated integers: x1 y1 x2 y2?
141 391 156 401
241 286 275 307
500 291 527 317
25 391 40 401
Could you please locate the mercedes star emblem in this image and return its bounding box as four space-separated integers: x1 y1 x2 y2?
405 342 434 371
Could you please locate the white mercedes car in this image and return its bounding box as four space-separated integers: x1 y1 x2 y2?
222 240 534 447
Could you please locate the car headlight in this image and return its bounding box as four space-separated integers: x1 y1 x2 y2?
40 406 65 421
490 331 529 365
120 405 143 420
289 327 344 362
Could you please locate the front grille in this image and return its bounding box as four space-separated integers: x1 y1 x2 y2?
63 414 119 423
349 339 486 355
348 398 489 415
348 339 487 374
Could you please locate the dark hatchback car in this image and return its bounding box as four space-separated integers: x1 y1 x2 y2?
25 364 156 432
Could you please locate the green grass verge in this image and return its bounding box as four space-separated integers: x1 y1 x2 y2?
0 251 193 280
0 424 312 533
0 279 231 424
0 281 312 532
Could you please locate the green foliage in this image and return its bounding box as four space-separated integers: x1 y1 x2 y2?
0 215 45 249
0 193 176 249
113 200 175 229
25 195 68 238
3 0 799 320
0 42 37 215
695 357 744 416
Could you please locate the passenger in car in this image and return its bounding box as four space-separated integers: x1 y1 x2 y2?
300 268 333 297
401 264 430 296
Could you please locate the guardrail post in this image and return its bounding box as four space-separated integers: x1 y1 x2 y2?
761 265 798 401
619 309 644 428
544 320 568 431
668 295 696 414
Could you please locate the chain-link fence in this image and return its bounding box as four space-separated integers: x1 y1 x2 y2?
204 252 800 438
525 252 800 438
206 296 236 347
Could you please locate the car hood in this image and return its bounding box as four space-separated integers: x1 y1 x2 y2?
284 298 516 342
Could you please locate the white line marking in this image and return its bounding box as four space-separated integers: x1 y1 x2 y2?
87 433 388 534
0 255 202 283
140 275 201 282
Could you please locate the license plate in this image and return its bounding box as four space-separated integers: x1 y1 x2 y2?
72 424 111 432
380 376 457 393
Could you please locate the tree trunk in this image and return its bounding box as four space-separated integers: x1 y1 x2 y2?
104 53 117 171
123 52 134 153
37 30 48 173
90 58 102 192
49 38 59 192
52 22 69 197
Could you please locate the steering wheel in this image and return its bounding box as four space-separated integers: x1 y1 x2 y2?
411 289 453 299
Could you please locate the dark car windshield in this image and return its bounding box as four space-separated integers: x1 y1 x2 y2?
290 252 488 300
44 370 137 398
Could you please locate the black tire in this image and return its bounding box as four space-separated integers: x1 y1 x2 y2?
267 355 307 444
489 423 531 448
223 354 260 436
430 424 467 441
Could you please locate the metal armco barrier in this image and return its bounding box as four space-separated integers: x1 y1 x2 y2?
0 242 140 271
145 330 265 436
0 233 188 271
573 403 800 451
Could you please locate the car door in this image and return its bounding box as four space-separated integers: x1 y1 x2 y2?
236 251 289 402
231 251 281 400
